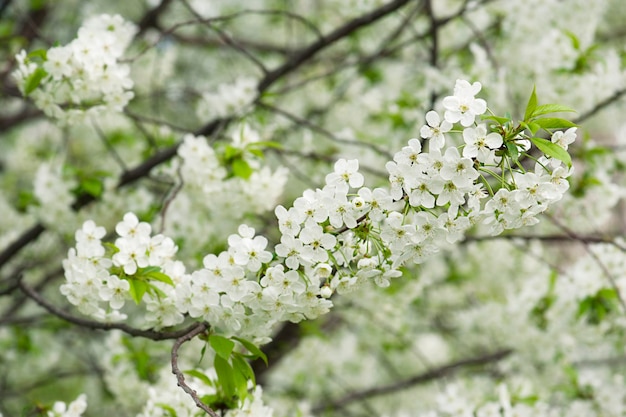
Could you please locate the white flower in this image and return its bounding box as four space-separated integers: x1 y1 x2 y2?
325 159 364 192
442 79 487 127
420 111 452 149
551 127 577 150
439 147 479 188
462 124 503 163
228 224 273 272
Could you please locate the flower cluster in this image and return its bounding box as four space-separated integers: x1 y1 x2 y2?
46 394 87 417
61 79 575 355
176 127 288 214
196 77 257 120
13 14 136 124
419 379 626 417
60 214 182 325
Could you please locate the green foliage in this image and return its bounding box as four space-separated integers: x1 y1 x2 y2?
23 67 47 96
120 266 175 305
117 336 161 382
210 334 235 360
529 137 572 166
577 288 620 324
232 158 253 179
192 335 268 409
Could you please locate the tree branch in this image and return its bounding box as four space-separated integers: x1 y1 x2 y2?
312 348 512 414
257 0 412 92
0 0 412 272
18 279 203 341
170 322 218 417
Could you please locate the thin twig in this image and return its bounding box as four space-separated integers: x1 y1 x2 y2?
545 213 626 313
312 348 512 414
18 279 201 341
0 0 412 272
259 102 394 160
171 322 217 417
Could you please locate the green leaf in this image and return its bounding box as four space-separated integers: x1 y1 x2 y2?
530 104 576 118
145 271 174 286
231 356 250 398
232 353 255 386
210 334 235 360
156 404 178 417
214 355 235 399
27 48 47 62
103 242 120 255
233 336 268 365
505 141 520 162
532 118 578 130
232 158 253 179
24 67 47 96
184 369 214 387
80 178 103 198
529 137 572 166
200 394 220 408
481 114 510 125
16 190 37 212
128 279 148 304
224 145 240 161
247 148 265 159
246 140 283 150
524 86 537 121
564 30 580 50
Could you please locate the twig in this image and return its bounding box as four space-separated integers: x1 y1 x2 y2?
0 0 411 272
574 88 626 124
545 213 626 314
259 102 394 160
171 322 217 417
18 279 201 341
312 348 512 414
257 0 412 92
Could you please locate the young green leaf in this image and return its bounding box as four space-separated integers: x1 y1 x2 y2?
127 279 148 304
231 355 251 398
481 114 510 125
24 67 47 96
214 355 235 399
524 85 537 122
530 104 576 118
532 118 577 130
232 158 253 179
529 137 572 166
233 336 268 365
210 334 235 360
27 49 47 61
505 141 520 162
223 145 240 161
246 140 283 150
156 403 178 417
183 369 214 387
79 178 103 198
232 353 255 386
145 270 174 286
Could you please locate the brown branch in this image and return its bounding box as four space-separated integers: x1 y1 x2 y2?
545 213 626 313
259 102 394 160
464 233 622 247
18 279 202 341
136 0 174 36
0 223 45 270
257 0 412 92
312 348 512 414
166 32 297 55
170 322 218 417
575 88 626 124
0 1 411 272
